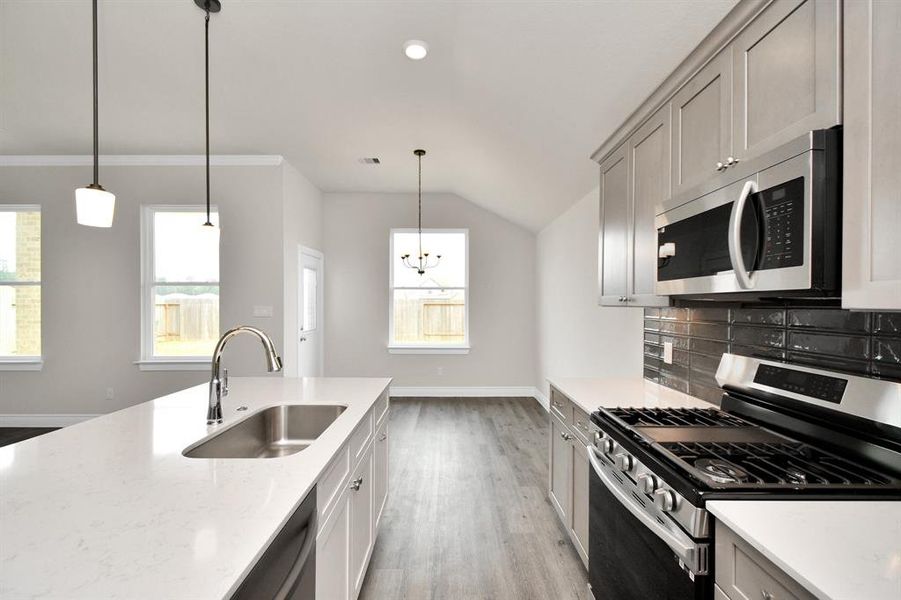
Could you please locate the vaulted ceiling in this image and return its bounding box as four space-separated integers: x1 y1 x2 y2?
1 0 736 230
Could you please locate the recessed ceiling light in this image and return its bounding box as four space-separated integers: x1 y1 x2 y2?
403 40 429 60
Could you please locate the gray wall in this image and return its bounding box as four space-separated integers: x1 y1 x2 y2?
0 161 321 415
322 192 537 389
536 187 644 402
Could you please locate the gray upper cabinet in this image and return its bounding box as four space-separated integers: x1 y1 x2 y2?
671 48 732 199
598 145 630 305
842 0 901 310
628 106 671 306
732 0 841 163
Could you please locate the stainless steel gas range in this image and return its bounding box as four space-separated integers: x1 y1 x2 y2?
586 354 901 600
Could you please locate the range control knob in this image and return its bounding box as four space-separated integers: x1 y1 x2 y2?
637 473 660 495
613 453 634 472
600 438 615 455
653 489 677 512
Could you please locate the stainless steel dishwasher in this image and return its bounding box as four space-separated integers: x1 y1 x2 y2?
232 486 316 600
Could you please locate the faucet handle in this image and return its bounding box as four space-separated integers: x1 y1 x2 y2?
222 368 229 397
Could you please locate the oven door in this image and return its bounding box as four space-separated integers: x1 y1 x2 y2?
655 151 814 296
587 445 711 600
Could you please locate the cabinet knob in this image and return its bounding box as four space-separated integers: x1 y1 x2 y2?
350 476 363 491
761 591 774 600
715 161 726 171
378 433 387 442
726 156 738 166
560 431 572 441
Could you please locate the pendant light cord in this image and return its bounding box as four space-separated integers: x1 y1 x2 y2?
418 151 423 260
92 0 99 186
203 5 212 226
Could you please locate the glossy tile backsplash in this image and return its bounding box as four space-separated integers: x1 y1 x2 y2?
643 306 901 405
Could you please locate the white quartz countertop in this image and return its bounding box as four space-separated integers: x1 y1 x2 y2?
709 500 901 600
547 376 714 415
0 376 391 600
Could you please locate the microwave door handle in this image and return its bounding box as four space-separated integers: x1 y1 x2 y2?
728 180 759 290
586 445 705 575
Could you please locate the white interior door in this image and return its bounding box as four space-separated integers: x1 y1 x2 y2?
298 247 323 377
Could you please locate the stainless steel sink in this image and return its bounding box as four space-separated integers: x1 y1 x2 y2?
183 404 347 459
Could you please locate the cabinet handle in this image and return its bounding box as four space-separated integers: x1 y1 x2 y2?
553 399 563 408
350 476 363 491
378 433 387 442
761 591 774 600
560 431 572 441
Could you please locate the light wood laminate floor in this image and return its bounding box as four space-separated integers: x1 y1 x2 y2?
359 397 590 600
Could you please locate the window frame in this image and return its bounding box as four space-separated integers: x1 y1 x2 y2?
388 228 470 354
137 205 220 370
0 204 43 370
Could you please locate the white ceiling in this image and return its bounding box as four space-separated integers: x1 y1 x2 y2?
1 0 736 231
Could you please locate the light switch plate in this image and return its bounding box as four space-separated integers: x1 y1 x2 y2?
663 341 674 365
253 305 274 318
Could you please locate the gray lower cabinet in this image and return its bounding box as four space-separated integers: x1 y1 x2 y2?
547 386 589 570
671 48 733 198
731 0 840 163
842 0 901 310
316 402 388 600
548 410 571 524
715 521 816 600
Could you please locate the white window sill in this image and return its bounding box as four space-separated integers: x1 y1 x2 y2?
135 359 211 372
388 346 470 355
0 359 43 371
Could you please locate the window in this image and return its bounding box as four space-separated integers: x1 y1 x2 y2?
0 206 41 366
389 229 468 353
141 207 219 366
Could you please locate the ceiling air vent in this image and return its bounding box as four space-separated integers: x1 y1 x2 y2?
358 157 381 165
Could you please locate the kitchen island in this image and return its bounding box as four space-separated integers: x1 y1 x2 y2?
0 376 391 600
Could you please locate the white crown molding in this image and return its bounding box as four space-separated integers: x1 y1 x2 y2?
0 155 284 167
0 414 100 427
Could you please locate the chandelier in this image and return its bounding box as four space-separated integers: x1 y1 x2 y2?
401 149 441 275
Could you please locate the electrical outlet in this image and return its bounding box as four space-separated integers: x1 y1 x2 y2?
253 305 274 318
105 387 115 401
663 341 674 365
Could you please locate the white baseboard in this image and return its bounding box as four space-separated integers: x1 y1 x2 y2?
533 388 549 412
0 414 100 427
389 385 544 401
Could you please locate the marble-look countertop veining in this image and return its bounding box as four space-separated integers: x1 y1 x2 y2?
708 500 901 600
0 376 391 600
547 376 714 415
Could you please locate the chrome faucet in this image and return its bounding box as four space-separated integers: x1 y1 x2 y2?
208 326 283 424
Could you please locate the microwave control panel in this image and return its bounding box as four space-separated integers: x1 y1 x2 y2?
758 176 805 270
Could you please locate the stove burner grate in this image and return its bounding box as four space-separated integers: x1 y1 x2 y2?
661 441 894 487
606 407 749 428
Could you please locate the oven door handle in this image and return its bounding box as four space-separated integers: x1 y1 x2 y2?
728 180 758 290
587 445 706 575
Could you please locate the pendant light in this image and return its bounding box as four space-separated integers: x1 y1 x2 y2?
400 149 441 275
197 0 220 237
75 0 116 228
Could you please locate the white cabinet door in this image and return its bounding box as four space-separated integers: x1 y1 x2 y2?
548 411 571 526
373 416 389 533
628 105 671 306
732 0 840 164
842 0 901 310
671 48 733 198
349 446 374 599
569 440 589 569
599 144 631 306
316 491 350 600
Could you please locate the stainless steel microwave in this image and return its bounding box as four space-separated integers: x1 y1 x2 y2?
655 129 840 298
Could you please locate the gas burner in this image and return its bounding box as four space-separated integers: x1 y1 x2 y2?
660 441 896 489
694 458 751 484
605 407 749 427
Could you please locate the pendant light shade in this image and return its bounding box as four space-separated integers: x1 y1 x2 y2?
75 185 116 228
76 0 115 227
400 149 442 275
